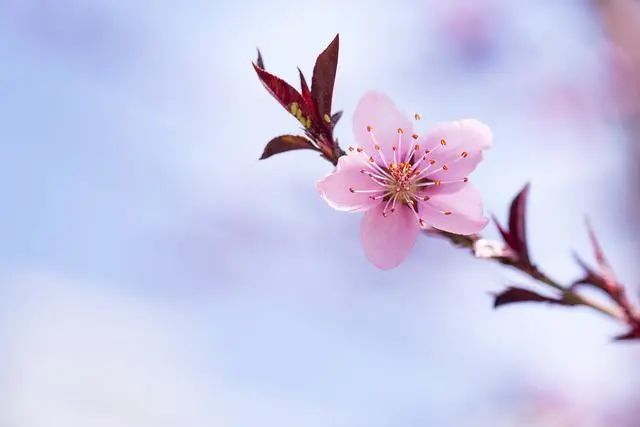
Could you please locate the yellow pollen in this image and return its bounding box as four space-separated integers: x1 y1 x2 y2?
290 102 299 115
323 113 331 123
392 146 397 151
429 159 436 165
305 117 311 128
422 196 430 201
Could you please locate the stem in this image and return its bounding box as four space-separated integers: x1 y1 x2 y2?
427 229 625 322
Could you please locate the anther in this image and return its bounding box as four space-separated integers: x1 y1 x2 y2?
323 114 331 123
414 144 420 150
442 164 449 171
366 125 373 132
397 128 404 134
348 146 355 152
440 139 447 146
368 156 375 162
443 211 452 216
349 187 355 193
419 218 426 226
414 113 422 120
463 177 469 182
356 147 363 153
461 151 469 158
412 134 419 140
435 180 441 186
290 102 299 115
374 144 380 151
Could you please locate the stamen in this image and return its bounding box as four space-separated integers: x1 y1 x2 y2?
415 178 469 188
411 134 419 140
440 138 447 146
461 151 469 158
421 202 454 217
397 129 403 162
405 195 426 227
349 187 383 194
405 143 420 163
369 129 389 167
414 113 422 120
382 193 398 217
366 125 373 132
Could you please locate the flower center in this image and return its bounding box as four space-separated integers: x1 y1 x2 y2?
348 126 470 225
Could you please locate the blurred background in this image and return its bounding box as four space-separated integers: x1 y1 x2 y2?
1 0 640 425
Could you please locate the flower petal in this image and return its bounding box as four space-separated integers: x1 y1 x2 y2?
420 119 492 181
419 182 488 235
360 204 419 269
317 154 381 212
352 91 414 161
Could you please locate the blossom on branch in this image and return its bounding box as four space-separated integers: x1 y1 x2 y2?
317 92 492 269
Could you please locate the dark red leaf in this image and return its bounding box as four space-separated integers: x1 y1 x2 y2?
331 110 343 125
585 220 617 289
614 327 640 341
311 34 339 119
298 68 313 108
256 48 265 69
493 286 569 308
494 183 531 265
571 223 619 296
260 135 316 160
572 254 611 295
253 63 305 114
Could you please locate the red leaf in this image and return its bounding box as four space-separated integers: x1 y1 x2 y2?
495 183 531 265
585 220 617 290
253 63 305 114
298 67 313 108
311 34 339 119
614 327 640 341
260 135 316 160
256 48 265 69
331 110 343 125
493 286 569 308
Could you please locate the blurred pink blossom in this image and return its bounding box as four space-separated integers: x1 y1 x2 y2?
317 91 492 269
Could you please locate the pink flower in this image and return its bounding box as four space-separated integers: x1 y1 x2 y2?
317 91 492 269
